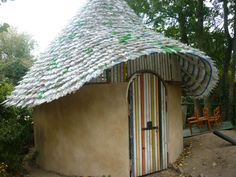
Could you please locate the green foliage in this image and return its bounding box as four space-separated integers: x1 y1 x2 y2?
0 23 9 33
126 0 233 120
0 28 34 85
0 117 33 172
0 28 34 174
0 80 33 173
127 0 223 46
0 60 29 85
29 151 38 164
0 29 35 60
126 2 225 79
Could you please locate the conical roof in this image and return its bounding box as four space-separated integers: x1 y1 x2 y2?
5 0 218 107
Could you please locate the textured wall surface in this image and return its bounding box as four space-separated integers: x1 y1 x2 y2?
166 84 183 163
34 82 183 176
34 83 129 177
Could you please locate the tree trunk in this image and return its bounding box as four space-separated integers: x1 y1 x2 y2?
196 0 204 50
193 99 201 115
178 12 189 44
204 97 212 115
196 0 211 114
222 0 233 121
228 1 236 123
228 48 236 121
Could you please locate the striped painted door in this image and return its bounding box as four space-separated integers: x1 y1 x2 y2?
128 73 167 177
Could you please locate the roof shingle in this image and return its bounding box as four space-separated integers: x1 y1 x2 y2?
5 0 218 107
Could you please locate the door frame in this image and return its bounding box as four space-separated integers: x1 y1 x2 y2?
127 72 168 177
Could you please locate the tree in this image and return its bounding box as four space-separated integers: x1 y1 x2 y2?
220 0 233 120
1 60 29 85
126 0 229 118
126 0 196 43
0 1 35 175
228 0 236 123
0 29 34 61
0 23 9 33
0 80 33 173
0 29 34 84
0 28 34 174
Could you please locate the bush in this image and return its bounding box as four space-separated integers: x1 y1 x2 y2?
0 28 35 175
0 116 33 172
0 162 7 177
0 80 33 173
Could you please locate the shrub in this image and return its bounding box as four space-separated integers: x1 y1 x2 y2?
0 80 33 173
0 116 33 172
0 162 7 177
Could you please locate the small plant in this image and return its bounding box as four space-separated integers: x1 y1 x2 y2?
0 162 8 177
31 150 38 164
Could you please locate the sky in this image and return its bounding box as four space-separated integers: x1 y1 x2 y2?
0 0 87 54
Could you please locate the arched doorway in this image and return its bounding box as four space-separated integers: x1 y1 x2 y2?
128 73 167 177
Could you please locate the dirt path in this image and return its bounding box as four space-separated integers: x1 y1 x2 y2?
180 130 236 177
150 130 236 177
26 130 236 177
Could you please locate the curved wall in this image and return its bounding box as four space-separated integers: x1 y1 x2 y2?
34 83 129 177
34 82 183 177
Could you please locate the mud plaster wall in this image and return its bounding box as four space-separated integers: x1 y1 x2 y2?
34 83 129 177
166 84 183 163
34 82 183 176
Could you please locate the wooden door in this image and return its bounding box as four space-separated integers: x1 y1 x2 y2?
128 73 167 177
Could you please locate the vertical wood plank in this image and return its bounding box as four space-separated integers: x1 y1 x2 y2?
140 75 145 175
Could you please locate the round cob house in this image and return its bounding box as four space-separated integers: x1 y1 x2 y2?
6 0 218 177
